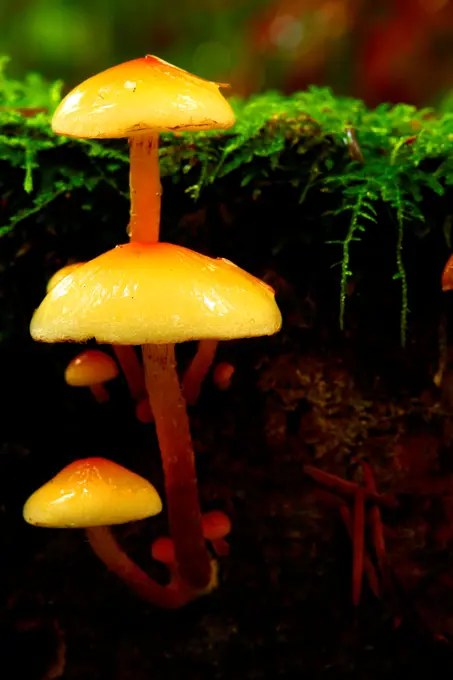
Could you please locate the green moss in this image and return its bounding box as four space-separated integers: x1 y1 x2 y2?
2 57 453 345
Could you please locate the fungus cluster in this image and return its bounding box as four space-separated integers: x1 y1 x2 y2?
24 55 282 608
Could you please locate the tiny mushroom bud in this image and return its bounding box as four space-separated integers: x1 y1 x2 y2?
201 510 232 556
65 349 119 403
136 396 154 424
151 536 176 565
201 510 232 540
213 362 235 391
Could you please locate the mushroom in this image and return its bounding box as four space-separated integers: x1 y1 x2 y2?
32 55 279 601
30 241 282 593
65 349 119 403
150 510 231 564
51 54 236 423
23 458 196 607
51 56 235 414
51 54 235 244
151 536 178 582
23 457 162 528
213 361 236 391
201 510 232 556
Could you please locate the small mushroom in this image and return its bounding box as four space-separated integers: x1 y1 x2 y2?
23 457 162 528
212 362 235 391
64 349 119 403
201 510 232 556
151 536 178 582
23 458 193 608
135 396 153 424
49 268 145 406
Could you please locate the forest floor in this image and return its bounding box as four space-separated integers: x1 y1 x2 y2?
3 318 453 679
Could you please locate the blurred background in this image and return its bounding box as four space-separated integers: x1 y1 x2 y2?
1 0 453 106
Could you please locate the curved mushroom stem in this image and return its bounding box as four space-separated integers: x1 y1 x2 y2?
112 345 146 403
90 383 110 403
128 132 161 243
85 526 194 608
142 342 212 590
182 339 219 406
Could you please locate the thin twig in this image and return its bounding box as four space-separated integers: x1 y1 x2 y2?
361 462 391 589
339 504 380 600
352 488 365 607
303 465 397 508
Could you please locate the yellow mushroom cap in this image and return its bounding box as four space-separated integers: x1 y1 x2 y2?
47 263 85 293
64 349 119 387
30 242 282 345
23 457 162 528
52 55 235 139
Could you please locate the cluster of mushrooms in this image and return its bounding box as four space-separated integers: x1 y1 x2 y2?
23 55 282 608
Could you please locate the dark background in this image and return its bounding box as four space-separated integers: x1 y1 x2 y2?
2 0 453 107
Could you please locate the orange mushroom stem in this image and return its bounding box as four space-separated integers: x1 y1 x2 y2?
111 344 146 403
128 132 161 243
442 254 453 291
143 343 213 590
86 526 193 608
182 339 219 405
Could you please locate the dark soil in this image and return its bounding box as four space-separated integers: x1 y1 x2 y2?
4 242 453 680
3 280 453 679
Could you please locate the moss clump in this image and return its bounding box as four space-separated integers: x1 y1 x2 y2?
1 57 453 345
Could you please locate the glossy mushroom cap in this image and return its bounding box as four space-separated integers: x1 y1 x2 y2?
47 263 84 293
52 55 235 139
65 350 119 387
30 242 282 345
23 457 162 528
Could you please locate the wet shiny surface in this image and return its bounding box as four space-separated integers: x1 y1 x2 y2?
46 262 85 293
30 242 282 345
23 457 162 528
65 349 119 387
52 55 235 138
